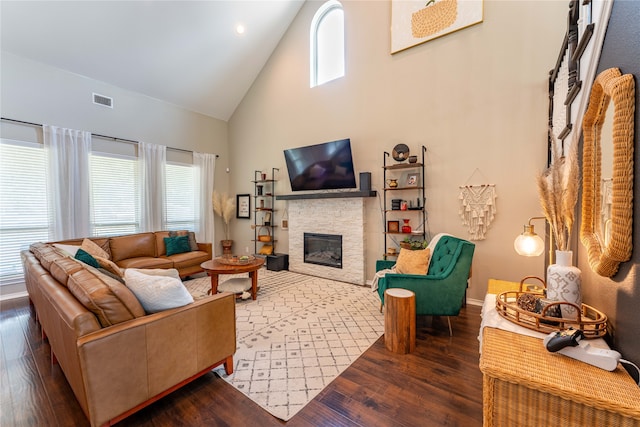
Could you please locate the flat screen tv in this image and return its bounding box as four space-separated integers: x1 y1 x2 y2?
284 138 357 191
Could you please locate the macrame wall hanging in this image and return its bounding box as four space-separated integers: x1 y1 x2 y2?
458 169 497 240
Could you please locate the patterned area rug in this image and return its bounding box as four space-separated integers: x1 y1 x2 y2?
184 269 384 421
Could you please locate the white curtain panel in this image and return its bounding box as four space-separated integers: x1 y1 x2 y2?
43 125 91 240
193 152 216 245
139 141 166 232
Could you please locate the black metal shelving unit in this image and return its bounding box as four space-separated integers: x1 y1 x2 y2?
252 168 278 255
383 145 428 259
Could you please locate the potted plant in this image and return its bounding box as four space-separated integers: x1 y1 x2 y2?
400 236 428 250
212 191 235 254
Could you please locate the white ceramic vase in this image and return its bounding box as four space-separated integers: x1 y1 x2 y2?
546 250 582 319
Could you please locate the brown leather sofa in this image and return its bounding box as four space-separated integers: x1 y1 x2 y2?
21 234 236 427
58 231 213 278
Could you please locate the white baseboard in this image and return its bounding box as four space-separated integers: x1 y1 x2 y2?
0 291 29 301
466 298 484 307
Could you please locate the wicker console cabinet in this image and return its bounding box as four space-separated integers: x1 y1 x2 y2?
480 327 640 426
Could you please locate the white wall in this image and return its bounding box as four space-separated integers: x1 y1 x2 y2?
1 53 230 295
228 0 569 301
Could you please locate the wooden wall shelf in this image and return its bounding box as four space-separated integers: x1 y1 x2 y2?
276 190 376 201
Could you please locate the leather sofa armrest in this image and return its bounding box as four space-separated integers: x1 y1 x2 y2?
76 292 236 427
197 242 212 258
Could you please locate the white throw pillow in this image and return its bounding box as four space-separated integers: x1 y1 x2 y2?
127 268 181 279
53 243 81 257
124 269 193 313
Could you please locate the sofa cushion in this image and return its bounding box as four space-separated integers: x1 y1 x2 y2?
395 248 431 275
164 235 191 256
50 257 84 286
109 233 156 263
81 238 110 259
30 243 68 270
116 257 174 270
124 269 194 313
165 251 211 271
67 266 146 327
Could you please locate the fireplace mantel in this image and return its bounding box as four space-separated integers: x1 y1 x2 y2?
276 190 376 201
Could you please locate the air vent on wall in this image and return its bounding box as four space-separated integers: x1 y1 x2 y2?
92 93 113 108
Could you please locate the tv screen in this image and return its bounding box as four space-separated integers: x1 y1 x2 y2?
284 138 357 191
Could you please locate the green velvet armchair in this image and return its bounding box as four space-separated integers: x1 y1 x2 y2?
376 235 475 335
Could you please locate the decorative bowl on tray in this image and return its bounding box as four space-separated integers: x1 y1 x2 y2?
216 255 255 265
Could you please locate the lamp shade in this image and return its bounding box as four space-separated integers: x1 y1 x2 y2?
514 224 544 257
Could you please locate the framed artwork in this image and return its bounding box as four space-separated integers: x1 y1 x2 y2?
405 172 420 187
391 0 484 54
387 220 400 233
236 194 250 219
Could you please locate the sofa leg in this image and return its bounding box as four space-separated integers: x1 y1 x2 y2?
379 302 383 313
224 356 234 375
447 317 453 337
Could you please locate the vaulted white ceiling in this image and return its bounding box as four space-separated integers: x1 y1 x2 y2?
1 1 305 121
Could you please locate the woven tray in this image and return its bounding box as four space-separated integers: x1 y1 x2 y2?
216 255 256 266
495 290 608 338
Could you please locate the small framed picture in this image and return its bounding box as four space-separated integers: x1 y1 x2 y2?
405 172 420 187
236 194 250 219
387 220 400 233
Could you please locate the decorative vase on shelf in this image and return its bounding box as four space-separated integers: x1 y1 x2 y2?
401 219 412 233
546 250 582 319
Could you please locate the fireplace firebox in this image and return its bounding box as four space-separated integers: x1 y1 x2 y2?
304 233 342 268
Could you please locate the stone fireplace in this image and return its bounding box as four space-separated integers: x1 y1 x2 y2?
288 197 366 284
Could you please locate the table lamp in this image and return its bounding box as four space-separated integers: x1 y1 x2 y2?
514 217 545 257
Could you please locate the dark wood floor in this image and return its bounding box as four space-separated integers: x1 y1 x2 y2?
1 296 483 427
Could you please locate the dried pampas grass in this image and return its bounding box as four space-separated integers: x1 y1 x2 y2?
537 131 580 251
212 191 235 240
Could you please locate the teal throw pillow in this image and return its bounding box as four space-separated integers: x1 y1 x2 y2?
75 248 101 268
164 235 191 256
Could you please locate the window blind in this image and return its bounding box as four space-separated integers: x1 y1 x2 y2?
89 152 141 236
165 162 197 231
0 140 50 286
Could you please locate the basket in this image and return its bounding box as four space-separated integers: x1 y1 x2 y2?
495 290 608 339
258 226 272 242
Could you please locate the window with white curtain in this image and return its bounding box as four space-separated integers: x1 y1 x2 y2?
0 139 50 286
89 152 141 236
165 161 197 231
310 0 345 88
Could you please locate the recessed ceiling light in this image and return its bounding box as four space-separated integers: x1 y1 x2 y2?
236 24 245 35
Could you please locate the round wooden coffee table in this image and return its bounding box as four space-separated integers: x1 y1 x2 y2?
201 257 265 300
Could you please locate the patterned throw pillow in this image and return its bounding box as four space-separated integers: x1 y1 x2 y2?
75 248 101 269
395 248 431 275
164 235 192 256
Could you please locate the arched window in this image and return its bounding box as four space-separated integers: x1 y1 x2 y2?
310 0 344 88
